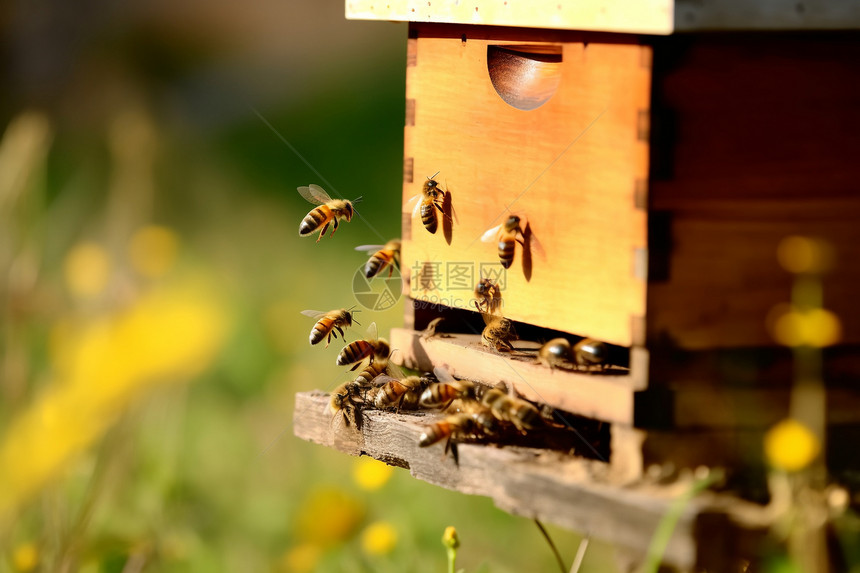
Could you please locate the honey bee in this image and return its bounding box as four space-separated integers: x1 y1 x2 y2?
297 184 362 242
573 338 609 369
537 338 573 370
354 358 390 387
480 387 541 433
481 215 526 269
355 239 401 279
419 366 477 409
328 380 365 429
302 308 359 347
371 363 428 410
474 277 503 315
418 410 495 449
481 315 517 352
336 322 390 370
407 172 446 234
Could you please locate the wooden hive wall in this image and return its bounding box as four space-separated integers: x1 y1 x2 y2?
400 24 652 348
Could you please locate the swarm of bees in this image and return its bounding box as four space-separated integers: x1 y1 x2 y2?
294 174 613 464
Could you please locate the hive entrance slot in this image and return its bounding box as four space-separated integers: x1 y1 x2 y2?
487 44 563 111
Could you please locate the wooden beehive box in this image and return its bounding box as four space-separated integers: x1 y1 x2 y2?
295 2 860 569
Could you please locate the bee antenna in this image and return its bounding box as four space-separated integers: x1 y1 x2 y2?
427 171 440 180
352 196 363 205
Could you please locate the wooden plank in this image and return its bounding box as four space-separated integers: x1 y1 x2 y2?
402 24 650 347
648 34 860 349
346 0 860 33
346 0 674 35
390 327 647 425
293 391 703 569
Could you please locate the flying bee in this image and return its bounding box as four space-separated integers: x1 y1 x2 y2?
537 338 573 370
336 322 390 370
371 363 427 410
474 277 503 315
328 380 365 429
297 184 362 242
419 366 477 409
573 337 609 369
302 308 359 347
406 172 447 234
355 239 401 279
481 315 517 353
480 386 542 433
481 214 526 269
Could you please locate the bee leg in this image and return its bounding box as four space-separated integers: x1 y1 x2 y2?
446 440 460 466
317 222 330 242
349 361 362 372
335 326 345 340
386 265 394 278
330 217 339 238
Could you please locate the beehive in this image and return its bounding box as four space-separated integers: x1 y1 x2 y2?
295 3 860 569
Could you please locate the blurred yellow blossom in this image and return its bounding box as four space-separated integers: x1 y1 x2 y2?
0 280 228 518
11 542 38 572
777 236 834 275
281 543 322 573
361 520 398 556
352 457 394 491
770 307 842 348
442 526 460 550
64 242 111 298
765 419 821 472
295 487 365 546
129 225 179 278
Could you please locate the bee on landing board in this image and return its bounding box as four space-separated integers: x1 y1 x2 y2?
481 314 517 353
537 338 573 370
419 366 477 409
336 322 390 370
328 380 365 429
479 386 542 433
301 308 359 347
370 363 428 411
297 184 362 242
406 172 450 234
572 337 609 370
355 239 401 279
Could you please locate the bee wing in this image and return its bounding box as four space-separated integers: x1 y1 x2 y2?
481 224 503 243
406 194 422 218
355 244 385 253
482 312 502 326
386 361 406 380
524 222 547 260
300 309 328 319
297 184 332 205
371 374 398 387
366 321 378 340
432 365 457 383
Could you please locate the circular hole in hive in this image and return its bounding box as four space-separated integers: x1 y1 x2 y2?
487 44 562 111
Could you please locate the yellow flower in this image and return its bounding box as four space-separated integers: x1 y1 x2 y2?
777 236 834 274
128 225 179 278
0 280 228 518
352 457 394 491
765 419 821 472
442 526 460 550
295 487 365 546
770 307 841 348
64 242 110 298
361 521 398 556
12 542 38 572
280 543 322 573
